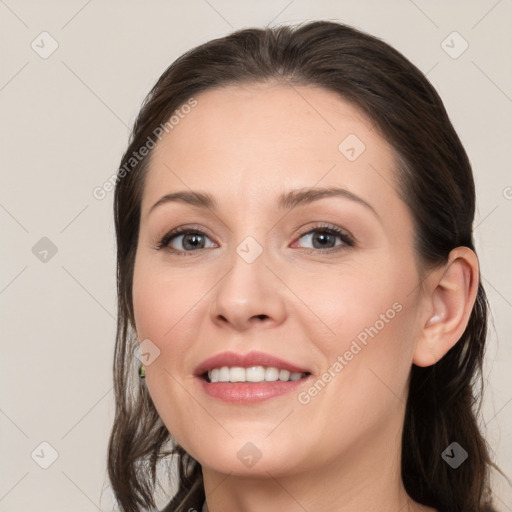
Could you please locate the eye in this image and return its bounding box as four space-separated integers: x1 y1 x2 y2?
155 227 216 255
294 223 355 252
155 222 355 256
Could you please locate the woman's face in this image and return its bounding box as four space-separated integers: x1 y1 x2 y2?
132 82 429 477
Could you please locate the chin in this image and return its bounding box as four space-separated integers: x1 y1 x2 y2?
189 436 308 477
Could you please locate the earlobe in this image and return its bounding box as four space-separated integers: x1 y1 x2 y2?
413 247 479 368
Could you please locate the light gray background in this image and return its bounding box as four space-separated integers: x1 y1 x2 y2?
1 1 511 511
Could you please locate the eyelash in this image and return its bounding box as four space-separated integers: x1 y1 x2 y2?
154 222 356 256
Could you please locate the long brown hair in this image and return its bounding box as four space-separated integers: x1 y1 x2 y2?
109 21 499 512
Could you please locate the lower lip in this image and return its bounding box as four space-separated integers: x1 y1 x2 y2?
196 375 312 403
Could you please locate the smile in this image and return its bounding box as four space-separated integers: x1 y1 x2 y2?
205 366 309 383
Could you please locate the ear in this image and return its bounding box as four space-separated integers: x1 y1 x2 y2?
413 247 480 367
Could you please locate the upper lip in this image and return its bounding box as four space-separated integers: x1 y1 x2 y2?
194 350 311 377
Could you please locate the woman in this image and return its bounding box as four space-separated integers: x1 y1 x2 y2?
108 21 499 512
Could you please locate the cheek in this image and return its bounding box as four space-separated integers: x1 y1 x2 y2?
298 261 418 393
298 288 415 439
132 258 207 342
131 259 210 450
295 261 402 342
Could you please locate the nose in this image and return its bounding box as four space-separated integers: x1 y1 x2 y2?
209 245 287 331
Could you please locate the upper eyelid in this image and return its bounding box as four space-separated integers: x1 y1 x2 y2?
161 223 354 250
294 225 355 247
164 224 347 240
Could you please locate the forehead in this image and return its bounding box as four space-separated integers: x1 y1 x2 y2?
141 82 404 225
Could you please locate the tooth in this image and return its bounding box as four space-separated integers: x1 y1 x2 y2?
246 366 266 382
229 367 246 382
218 366 230 382
278 369 291 381
206 366 307 383
264 367 279 381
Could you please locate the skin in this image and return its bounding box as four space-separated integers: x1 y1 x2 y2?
131 82 479 512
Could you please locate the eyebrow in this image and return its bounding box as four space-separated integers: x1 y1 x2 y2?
148 186 380 220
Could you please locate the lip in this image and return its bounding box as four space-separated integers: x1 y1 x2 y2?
193 351 313 404
197 376 313 403
194 350 311 377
